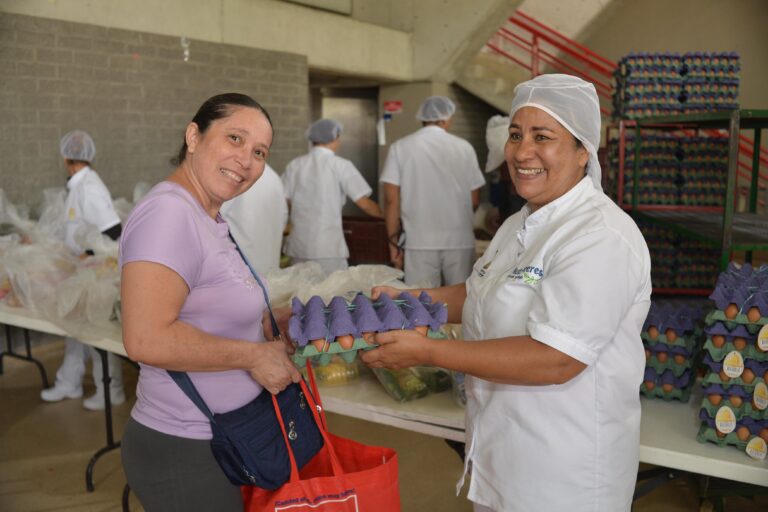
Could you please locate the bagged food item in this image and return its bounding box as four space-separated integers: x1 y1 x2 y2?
371 367 428 402
305 356 361 386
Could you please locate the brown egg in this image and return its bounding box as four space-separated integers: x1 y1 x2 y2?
736 426 751 442
760 429 768 443
311 339 329 352
747 306 762 323
674 354 686 365
712 335 726 348
644 381 655 391
644 349 651 360
336 335 355 350
729 395 743 407
665 328 677 342
662 383 674 393
741 368 756 384
647 326 659 339
719 370 731 382
708 394 722 406
361 331 376 345
656 351 668 363
725 303 739 319
733 337 747 351
414 325 429 335
716 429 726 438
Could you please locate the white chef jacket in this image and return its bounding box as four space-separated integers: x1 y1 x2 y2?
221 164 287 275
63 166 121 254
380 126 485 250
282 147 372 259
460 177 651 512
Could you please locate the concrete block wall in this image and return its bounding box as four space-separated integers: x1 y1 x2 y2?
0 13 309 211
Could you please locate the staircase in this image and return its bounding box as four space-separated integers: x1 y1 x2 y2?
455 10 767 212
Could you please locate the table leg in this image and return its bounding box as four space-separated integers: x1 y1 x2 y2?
85 348 121 492
0 324 50 388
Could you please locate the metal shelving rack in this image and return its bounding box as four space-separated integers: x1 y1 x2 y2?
615 109 768 294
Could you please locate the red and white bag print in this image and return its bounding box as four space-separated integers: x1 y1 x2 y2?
242 367 401 511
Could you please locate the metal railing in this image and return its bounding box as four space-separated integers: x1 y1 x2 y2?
484 9 766 209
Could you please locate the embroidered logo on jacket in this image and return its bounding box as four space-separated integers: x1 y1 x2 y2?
508 265 544 285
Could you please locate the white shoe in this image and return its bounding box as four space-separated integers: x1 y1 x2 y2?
41 385 83 402
83 388 126 411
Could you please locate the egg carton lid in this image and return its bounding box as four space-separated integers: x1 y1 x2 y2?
702 382 752 398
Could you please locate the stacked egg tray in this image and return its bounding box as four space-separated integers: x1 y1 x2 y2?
640 302 704 402
696 262 768 460
612 51 740 119
288 291 448 366
630 219 718 290
607 132 728 208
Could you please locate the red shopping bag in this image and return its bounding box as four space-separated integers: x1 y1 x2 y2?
242 366 401 511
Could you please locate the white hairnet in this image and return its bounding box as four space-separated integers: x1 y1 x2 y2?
509 74 602 191
306 119 342 144
415 96 456 122
485 114 509 173
60 130 96 162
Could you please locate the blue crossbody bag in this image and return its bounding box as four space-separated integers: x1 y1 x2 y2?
167 238 323 489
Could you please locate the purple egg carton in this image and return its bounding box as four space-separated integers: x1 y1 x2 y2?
702 353 768 375
643 367 692 388
647 343 690 358
642 301 701 334
288 292 448 347
705 322 753 338
702 383 751 398
698 411 768 432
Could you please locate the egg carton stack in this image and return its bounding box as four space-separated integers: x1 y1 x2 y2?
288 292 447 367
679 52 740 114
613 51 739 119
632 218 719 290
607 132 728 208
697 262 768 461
641 302 703 402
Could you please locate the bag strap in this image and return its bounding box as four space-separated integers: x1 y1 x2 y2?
273 378 345 482
167 370 217 423
229 233 279 338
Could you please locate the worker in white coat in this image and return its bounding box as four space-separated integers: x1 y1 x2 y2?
41 130 126 410
362 75 651 512
221 163 287 274
282 118 382 274
380 96 486 287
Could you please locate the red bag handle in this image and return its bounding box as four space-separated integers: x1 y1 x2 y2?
271 376 344 483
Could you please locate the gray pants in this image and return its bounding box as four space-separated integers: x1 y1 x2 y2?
122 418 241 512
404 248 475 287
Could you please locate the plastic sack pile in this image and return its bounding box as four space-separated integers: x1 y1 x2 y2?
698 262 768 461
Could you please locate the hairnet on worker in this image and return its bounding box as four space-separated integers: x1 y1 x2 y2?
485 114 510 173
60 130 96 162
509 74 603 191
415 96 456 122
306 118 343 144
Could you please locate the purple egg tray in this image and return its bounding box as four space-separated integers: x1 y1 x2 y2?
702 383 751 399
642 301 702 335
288 292 447 348
643 367 692 388
705 322 754 339
698 411 768 433
709 262 768 314
701 353 768 375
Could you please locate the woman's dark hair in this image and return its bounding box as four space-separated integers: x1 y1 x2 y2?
171 93 273 166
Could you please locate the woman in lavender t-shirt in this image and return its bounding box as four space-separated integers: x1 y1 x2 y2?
119 93 300 511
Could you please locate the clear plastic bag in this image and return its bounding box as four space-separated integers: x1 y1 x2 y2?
3 242 78 312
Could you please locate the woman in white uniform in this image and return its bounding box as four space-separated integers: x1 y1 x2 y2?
282 119 382 274
361 74 652 512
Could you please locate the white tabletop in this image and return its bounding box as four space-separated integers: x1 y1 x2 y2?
2 304 766 486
